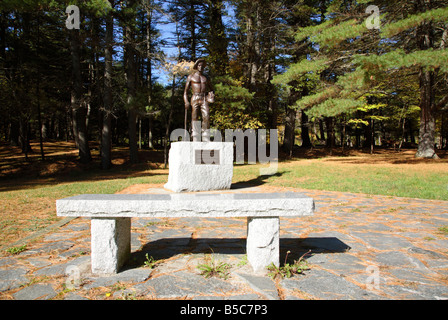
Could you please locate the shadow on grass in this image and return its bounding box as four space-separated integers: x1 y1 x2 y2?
230 171 285 189
0 147 168 193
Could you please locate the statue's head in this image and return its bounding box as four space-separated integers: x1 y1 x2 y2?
193 59 207 72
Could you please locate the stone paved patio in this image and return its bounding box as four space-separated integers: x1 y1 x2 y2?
1 185 448 300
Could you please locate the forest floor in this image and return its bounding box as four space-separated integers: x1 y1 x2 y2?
0 140 447 251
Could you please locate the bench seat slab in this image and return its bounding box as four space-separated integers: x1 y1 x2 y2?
56 192 314 274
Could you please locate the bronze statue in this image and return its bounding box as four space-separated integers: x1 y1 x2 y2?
184 58 214 141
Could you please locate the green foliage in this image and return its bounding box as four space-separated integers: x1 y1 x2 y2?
197 254 232 280
295 19 333 42
211 76 261 130
274 0 448 130
306 98 364 118
382 7 448 38
267 250 310 280
272 58 330 85
438 226 448 235
312 19 366 48
5 244 27 255
143 254 158 269
355 48 448 73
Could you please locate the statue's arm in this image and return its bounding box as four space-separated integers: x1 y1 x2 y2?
184 75 191 108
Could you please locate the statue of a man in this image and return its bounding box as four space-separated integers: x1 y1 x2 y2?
184 58 214 141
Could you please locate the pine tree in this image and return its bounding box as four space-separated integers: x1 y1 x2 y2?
102 0 114 169
274 0 448 157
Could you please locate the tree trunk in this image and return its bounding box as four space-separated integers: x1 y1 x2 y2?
10 119 20 146
125 19 139 164
319 119 325 144
207 0 229 76
70 29 91 163
341 117 346 152
415 68 438 158
326 117 335 155
146 4 154 150
148 114 154 149
129 108 138 163
246 4 258 93
283 107 296 156
19 118 32 158
189 0 197 61
415 18 438 159
301 111 311 148
35 13 45 160
164 76 176 168
102 8 113 170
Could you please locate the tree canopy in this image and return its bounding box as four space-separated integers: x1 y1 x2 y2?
0 0 447 165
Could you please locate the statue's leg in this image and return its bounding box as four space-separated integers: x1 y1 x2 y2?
191 98 201 141
201 100 210 142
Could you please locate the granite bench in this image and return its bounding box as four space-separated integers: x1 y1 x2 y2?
56 192 314 274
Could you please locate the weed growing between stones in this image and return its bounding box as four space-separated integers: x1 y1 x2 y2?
197 254 232 280
267 250 311 280
143 254 158 269
5 244 27 255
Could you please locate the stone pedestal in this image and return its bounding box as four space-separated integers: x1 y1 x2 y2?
164 141 234 192
91 218 131 274
246 217 280 273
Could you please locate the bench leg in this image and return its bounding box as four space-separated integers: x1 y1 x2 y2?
91 217 131 274
246 217 279 274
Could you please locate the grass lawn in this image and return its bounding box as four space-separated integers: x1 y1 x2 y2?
0 141 447 250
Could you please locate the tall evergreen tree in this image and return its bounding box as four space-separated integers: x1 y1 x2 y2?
274 0 448 157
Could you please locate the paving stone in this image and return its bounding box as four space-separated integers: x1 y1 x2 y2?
83 267 152 290
349 223 393 233
34 255 90 277
2 186 448 300
0 257 17 268
300 232 352 252
44 233 76 241
22 240 75 255
13 284 56 300
375 251 426 268
146 229 192 243
408 246 447 259
132 271 237 299
0 268 29 292
351 232 413 251
236 273 279 300
387 268 439 285
226 294 262 300
314 253 367 276
192 296 225 300
25 257 52 268
62 224 89 232
281 269 379 300
64 293 90 300
131 233 141 251
382 282 448 300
